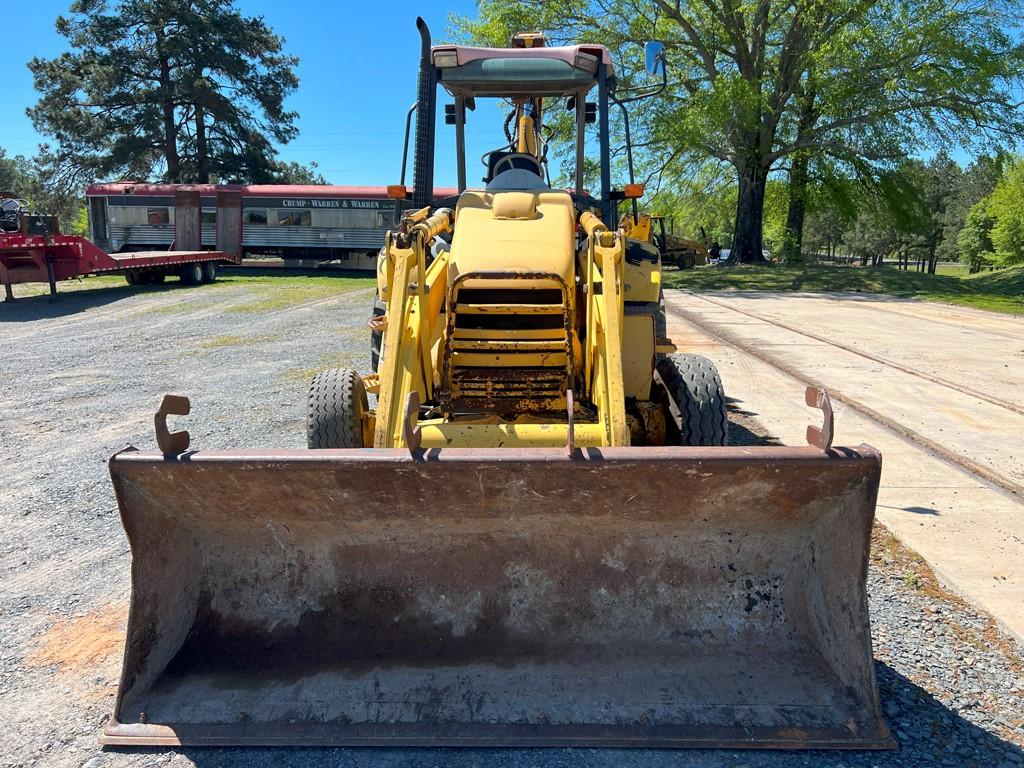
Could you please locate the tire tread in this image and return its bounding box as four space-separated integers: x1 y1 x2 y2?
306 368 366 448
655 353 728 446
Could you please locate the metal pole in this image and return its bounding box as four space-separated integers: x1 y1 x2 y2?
615 99 639 222
455 98 467 193
575 92 586 196
597 64 613 225
399 103 417 187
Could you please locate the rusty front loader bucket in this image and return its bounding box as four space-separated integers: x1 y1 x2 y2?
102 435 892 749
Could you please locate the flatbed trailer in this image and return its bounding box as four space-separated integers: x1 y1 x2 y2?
0 232 238 302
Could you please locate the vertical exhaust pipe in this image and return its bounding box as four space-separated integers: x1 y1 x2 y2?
411 18 437 210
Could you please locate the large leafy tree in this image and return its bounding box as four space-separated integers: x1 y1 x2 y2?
937 155 1003 265
983 160 1024 268
28 0 299 188
957 201 997 273
456 0 1024 264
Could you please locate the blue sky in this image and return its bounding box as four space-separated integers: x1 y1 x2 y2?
1 0 514 187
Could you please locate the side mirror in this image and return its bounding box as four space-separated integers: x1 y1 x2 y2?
644 41 665 77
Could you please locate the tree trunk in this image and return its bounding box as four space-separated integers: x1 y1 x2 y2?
782 87 816 264
730 162 769 264
155 29 179 182
195 100 209 184
927 237 939 274
783 152 808 263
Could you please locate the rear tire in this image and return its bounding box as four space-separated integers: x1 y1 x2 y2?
179 263 203 286
370 295 386 373
307 368 367 448
655 353 728 446
201 261 217 283
125 271 138 286
149 272 166 284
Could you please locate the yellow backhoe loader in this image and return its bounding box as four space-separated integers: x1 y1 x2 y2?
620 212 709 269
103 20 891 750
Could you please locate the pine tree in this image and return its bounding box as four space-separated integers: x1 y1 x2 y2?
28 0 299 188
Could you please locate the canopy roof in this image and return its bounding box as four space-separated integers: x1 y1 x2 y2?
433 44 613 98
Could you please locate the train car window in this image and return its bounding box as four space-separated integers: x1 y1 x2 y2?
147 207 170 225
245 210 268 225
201 210 217 225
278 210 312 226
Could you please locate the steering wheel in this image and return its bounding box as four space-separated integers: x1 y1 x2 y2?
492 155 541 177
480 144 513 168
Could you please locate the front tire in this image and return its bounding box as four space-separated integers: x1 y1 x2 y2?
655 353 728 446
307 368 367 448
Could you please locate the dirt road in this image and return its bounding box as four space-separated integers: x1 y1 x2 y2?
665 290 1024 642
2 278 1023 768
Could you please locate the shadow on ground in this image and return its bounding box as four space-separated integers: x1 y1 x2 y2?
726 397 783 447
0 282 181 321
103 663 1023 768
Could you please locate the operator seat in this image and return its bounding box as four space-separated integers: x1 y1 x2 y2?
484 151 547 192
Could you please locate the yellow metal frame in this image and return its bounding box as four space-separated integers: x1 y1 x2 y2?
371 202 633 450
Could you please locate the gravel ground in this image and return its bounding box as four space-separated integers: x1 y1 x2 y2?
1 274 1022 768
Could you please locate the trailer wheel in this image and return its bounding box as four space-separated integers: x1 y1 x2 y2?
201 262 217 283
179 263 203 286
370 295 386 373
655 353 728 446
149 272 166 284
307 368 368 449
124 271 138 286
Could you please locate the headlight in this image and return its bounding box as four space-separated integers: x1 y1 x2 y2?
573 52 598 74
433 51 459 68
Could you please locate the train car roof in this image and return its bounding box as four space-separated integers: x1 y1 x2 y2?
86 183 460 199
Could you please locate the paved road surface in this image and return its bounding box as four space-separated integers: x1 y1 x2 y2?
665 290 1024 642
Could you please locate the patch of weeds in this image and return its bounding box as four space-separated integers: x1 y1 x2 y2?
12 274 127 298
904 570 923 590
143 300 203 315
222 276 374 314
280 365 323 385
871 525 956 602
198 334 279 349
279 352 359 385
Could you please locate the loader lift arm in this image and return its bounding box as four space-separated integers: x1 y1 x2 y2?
375 206 631 449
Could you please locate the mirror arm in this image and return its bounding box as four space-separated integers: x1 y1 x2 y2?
610 95 639 221
614 58 669 104
399 102 417 187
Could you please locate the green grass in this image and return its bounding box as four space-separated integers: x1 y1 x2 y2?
221 275 375 313
663 263 1024 316
198 333 280 349
5 272 375 307
10 274 126 298
281 356 354 384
